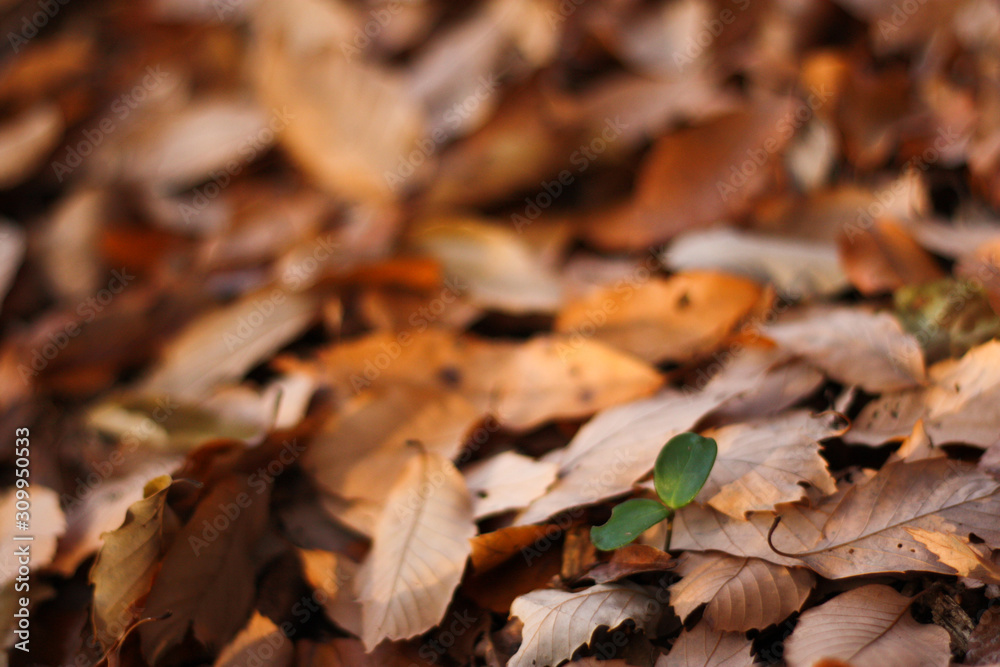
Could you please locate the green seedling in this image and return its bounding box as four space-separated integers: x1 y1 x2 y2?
590 432 717 551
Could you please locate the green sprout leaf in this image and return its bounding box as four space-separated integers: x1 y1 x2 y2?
590 498 672 551
654 432 718 509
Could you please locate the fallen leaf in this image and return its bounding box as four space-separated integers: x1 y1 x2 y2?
508 583 662 667
0 220 25 312
664 228 849 299
357 451 474 649
851 340 1000 446
784 584 950 667
587 544 675 584
0 103 63 188
696 411 843 518
463 451 558 519
298 549 362 636
89 476 175 650
316 329 662 431
669 552 814 631
838 218 945 295
966 606 1000 666
764 306 925 392
675 458 1000 579
555 272 764 364
905 528 1000 584
470 524 556 573
655 620 755 667
138 289 318 401
140 475 270 662
409 216 563 313
214 612 293 667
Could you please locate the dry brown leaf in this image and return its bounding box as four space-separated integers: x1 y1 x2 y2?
656 620 755 667
697 411 843 518
357 451 474 649
0 103 63 188
303 384 481 532
905 528 1000 584
139 289 318 401
0 486 64 588
967 606 1000 666
587 544 675 584
555 272 764 364
675 458 1000 579
0 220 25 312
784 584 950 667
850 340 1000 447
508 583 661 667
140 475 270 662
838 218 945 295
252 0 426 202
582 100 794 251
516 348 783 526
664 228 849 299
463 451 558 520
470 524 555 573
298 549 362 636
764 306 925 392
669 552 814 631
317 329 662 431
408 216 563 313
214 612 293 667
89 476 174 650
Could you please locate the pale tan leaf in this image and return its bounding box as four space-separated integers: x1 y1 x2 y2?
316 329 662 431
697 411 843 518
88 476 174 650
357 451 474 649
906 528 1000 584
851 340 1000 446
408 217 563 313
298 549 362 636
303 384 481 524
214 612 293 667
555 272 764 364
675 458 1000 579
0 220 25 312
463 451 558 519
139 289 318 400
784 584 950 667
669 552 814 631
0 486 64 588
252 0 425 201
516 348 784 526
764 306 925 392
508 583 662 667
140 475 270 662
0 104 63 189
664 228 849 299
656 620 755 667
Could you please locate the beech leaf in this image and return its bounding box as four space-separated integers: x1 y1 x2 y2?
357 451 475 649
784 584 950 667
508 583 662 667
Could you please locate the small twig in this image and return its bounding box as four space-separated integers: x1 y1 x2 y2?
767 516 806 559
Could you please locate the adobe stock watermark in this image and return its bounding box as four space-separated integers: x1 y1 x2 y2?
716 84 833 202
51 66 171 182
177 107 294 224
6 0 71 54
511 116 629 232
877 0 931 38
340 1 407 61
384 74 501 192
17 268 135 384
